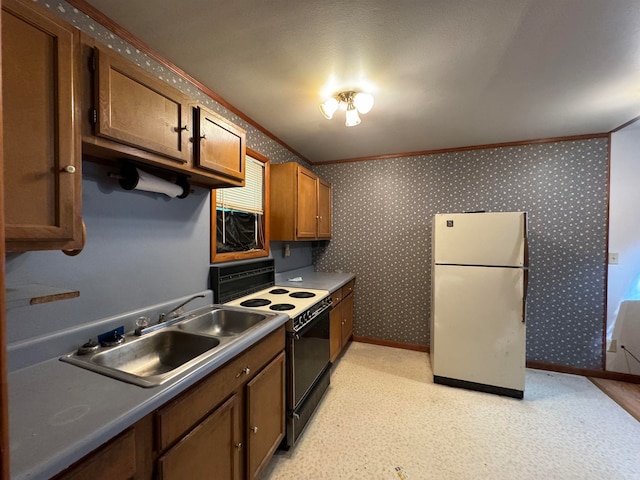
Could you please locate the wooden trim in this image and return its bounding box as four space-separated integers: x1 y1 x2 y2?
313 133 610 165
527 360 640 384
352 336 429 353
352 339 640 384
64 0 311 165
0 3 9 476
603 134 612 370
610 115 640 133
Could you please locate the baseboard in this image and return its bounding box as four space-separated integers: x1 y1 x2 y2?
526 360 640 384
351 340 640 384
352 336 429 352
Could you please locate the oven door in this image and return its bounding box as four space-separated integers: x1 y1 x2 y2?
288 309 330 409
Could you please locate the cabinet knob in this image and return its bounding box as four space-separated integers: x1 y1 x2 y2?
174 125 189 132
235 366 250 378
199 134 207 141
235 442 242 450
251 426 258 434
63 165 76 174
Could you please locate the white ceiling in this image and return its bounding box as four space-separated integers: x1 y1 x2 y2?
84 0 640 163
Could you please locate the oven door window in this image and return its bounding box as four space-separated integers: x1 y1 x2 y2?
292 312 330 407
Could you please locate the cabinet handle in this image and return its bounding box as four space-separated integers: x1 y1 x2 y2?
199 134 207 141
251 426 258 434
174 125 189 132
235 442 242 450
63 165 76 174
235 366 250 378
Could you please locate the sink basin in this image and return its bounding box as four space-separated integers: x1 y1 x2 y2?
178 309 267 336
61 330 220 387
91 331 220 376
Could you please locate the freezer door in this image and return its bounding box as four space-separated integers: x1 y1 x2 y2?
431 264 526 392
433 212 526 267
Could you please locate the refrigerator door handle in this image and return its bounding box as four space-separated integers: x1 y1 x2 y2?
522 269 528 323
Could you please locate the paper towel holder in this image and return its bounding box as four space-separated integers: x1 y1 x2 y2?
108 161 191 199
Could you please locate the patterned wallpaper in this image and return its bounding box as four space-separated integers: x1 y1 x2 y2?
313 138 609 370
37 0 305 167
39 1 609 369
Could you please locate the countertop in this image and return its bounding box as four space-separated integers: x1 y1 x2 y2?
9 309 288 480
9 269 356 479
275 267 355 292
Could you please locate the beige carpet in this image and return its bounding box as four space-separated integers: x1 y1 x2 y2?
263 342 640 479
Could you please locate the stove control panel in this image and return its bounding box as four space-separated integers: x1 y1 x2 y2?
293 296 332 331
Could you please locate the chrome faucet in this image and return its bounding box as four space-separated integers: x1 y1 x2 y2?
158 294 206 323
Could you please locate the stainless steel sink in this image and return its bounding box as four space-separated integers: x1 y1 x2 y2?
61 330 221 387
177 309 267 336
60 305 282 388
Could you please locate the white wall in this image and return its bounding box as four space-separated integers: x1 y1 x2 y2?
607 123 640 374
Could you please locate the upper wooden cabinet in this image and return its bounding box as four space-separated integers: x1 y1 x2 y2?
93 44 191 166
192 105 245 185
270 162 332 241
2 0 84 252
80 38 245 189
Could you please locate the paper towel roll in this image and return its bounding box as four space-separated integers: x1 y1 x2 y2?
120 167 184 198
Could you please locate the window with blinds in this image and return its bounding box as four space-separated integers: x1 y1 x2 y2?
211 152 270 262
216 156 264 213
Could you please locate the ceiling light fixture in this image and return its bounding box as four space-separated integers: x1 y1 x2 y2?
320 91 374 127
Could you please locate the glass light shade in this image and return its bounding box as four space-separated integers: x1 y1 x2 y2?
345 105 361 127
319 97 339 119
353 92 374 114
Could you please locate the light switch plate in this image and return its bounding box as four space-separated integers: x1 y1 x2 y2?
608 252 619 265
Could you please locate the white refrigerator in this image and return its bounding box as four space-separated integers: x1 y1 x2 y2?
431 212 528 399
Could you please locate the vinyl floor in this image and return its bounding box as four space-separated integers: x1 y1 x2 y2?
263 342 640 480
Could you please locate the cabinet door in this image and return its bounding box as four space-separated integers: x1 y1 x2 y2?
94 45 190 166
330 301 343 362
193 105 245 185
158 394 242 480
2 0 81 250
296 167 318 239
341 293 354 347
317 179 332 239
246 352 285 480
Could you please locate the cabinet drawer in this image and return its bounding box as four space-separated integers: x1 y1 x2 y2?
54 428 136 480
341 279 355 298
156 326 285 451
330 290 342 305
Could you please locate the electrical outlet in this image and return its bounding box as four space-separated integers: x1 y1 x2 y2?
608 252 619 265
284 243 291 257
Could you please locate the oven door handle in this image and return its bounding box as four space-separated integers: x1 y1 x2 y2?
290 308 330 337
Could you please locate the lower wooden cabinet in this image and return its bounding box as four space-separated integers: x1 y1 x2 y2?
158 394 242 480
54 327 285 480
246 352 285 479
54 428 137 480
330 279 356 362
